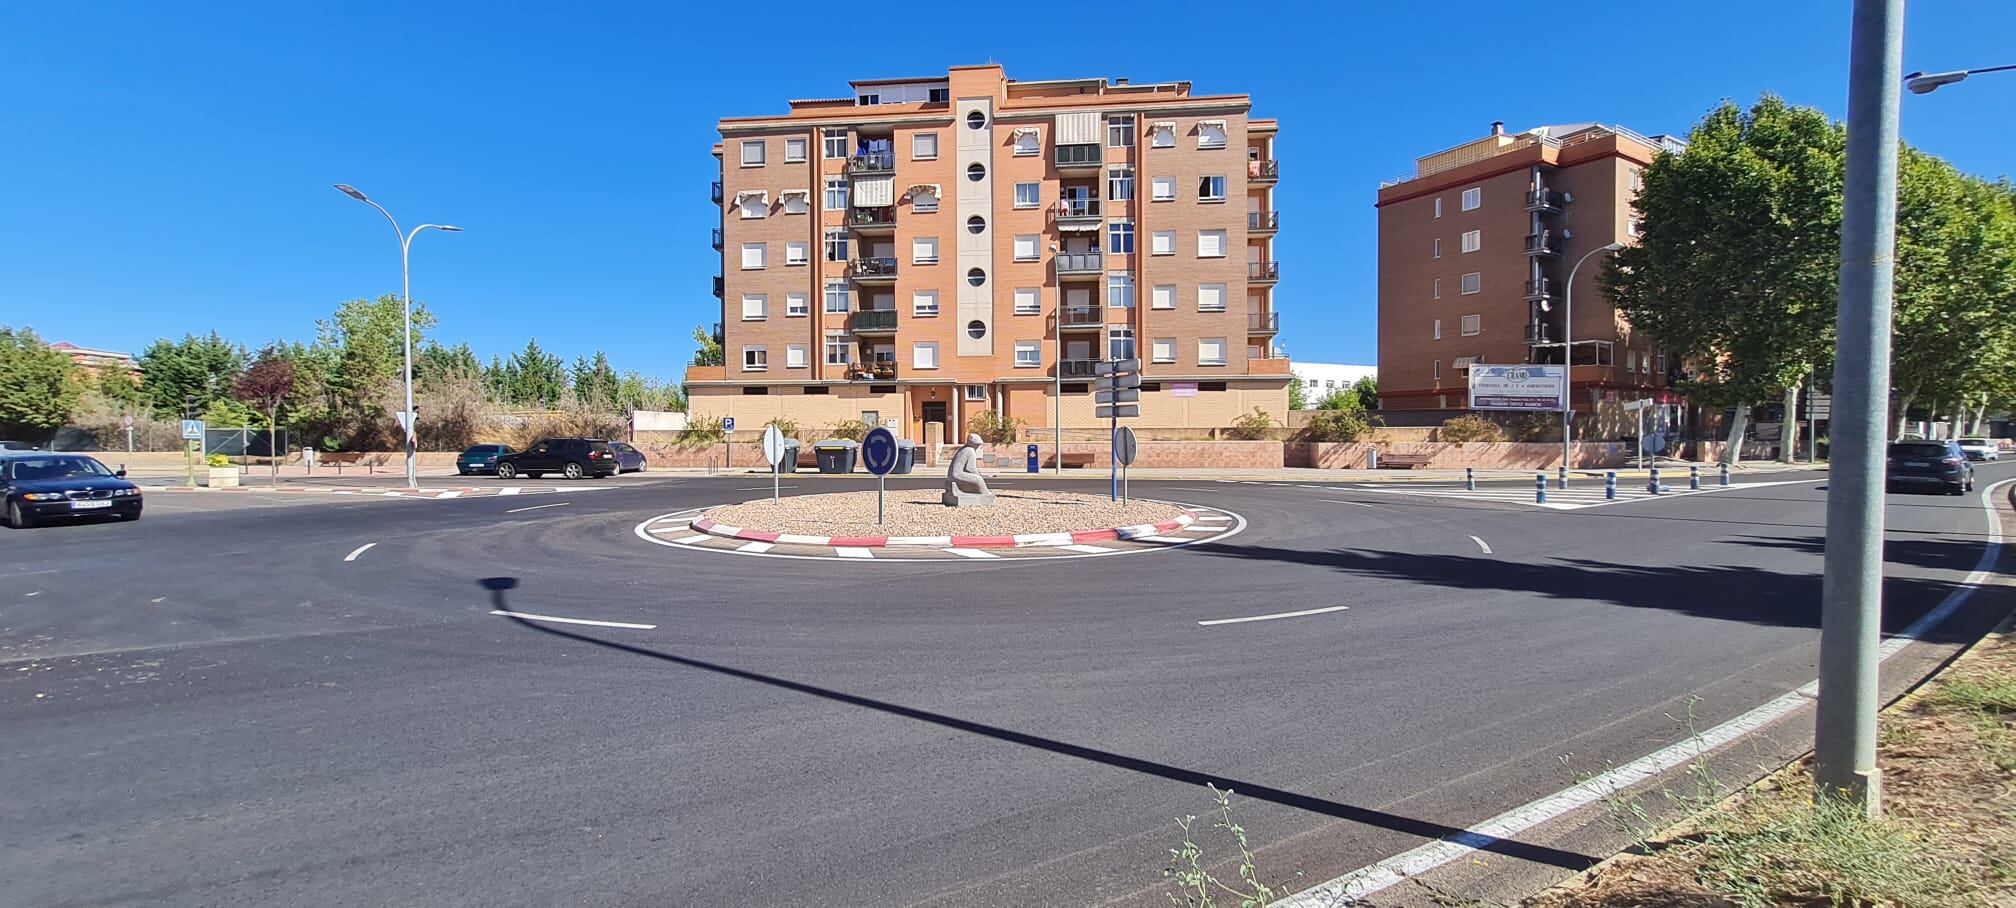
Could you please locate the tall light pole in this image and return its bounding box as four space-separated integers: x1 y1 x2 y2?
1904 63 2016 94
1560 242 1626 472
334 184 462 489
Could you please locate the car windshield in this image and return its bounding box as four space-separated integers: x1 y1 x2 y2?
8 457 113 481
1889 443 1949 458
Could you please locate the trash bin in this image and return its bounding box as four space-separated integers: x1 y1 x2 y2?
890 439 917 474
776 440 802 473
813 439 858 473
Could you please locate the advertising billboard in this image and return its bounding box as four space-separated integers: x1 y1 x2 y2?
1468 365 1566 411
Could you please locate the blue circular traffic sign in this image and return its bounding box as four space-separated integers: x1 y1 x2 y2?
861 427 899 476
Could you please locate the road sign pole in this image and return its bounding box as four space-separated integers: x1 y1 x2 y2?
877 473 884 525
773 460 780 503
1109 404 1117 502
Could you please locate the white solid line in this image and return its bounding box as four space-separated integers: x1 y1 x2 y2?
1198 605 1350 626
1197 515 1233 522
835 547 874 558
670 535 711 545
944 548 1000 558
499 487 522 496
489 610 656 630
1061 544 1114 554
1469 535 1493 554
435 490 463 499
343 542 377 562
506 502 569 513
1276 476 2012 907
1185 526 1227 533
1168 487 1224 493
776 533 827 545
736 541 775 553
1129 535 1192 544
648 524 691 534
888 535 953 546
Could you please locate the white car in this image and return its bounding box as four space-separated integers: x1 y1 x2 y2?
1956 438 2000 461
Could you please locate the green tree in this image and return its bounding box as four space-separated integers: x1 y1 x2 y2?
1889 151 2016 436
691 325 724 367
1350 375 1379 411
136 332 247 419
0 327 83 438
1288 378 1308 410
1315 389 1358 411
317 294 435 414
502 339 567 407
614 371 685 412
571 351 621 410
235 351 298 469
417 341 482 390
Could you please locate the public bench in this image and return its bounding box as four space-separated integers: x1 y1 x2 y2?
1375 453 1435 469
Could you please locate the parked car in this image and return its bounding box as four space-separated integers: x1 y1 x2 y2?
456 444 516 475
1 452 143 528
608 441 647 473
492 437 619 480
1956 437 2000 462
1886 440 1975 495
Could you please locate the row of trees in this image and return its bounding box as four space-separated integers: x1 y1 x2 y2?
1604 96 2016 461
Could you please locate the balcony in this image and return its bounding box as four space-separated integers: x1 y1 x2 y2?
1248 211 1278 233
1248 159 1279 182
711 180 722 204
1052 197 1102 226
850 206 898 234
850 257 899 284
1060 306 1103 328
1523 278 1558 301
845 151 895 175
1059 359 1101 379
1523 233 1565 257
848 309 899 335
848 361 900 381
712 275 723 298
1055 144 1102 170
711 227 723 250
1248 311 1280 334
1248 356 1292 376
711 322 723 344
1525 189 1568 212
1055 251 1103 277
1247 260 1280 283
1525 324 1552 344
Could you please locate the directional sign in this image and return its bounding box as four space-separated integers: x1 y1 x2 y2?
860 426 899 476
1096 405 1140 419
761 425 788 465
722 417 736 432
1112 426 1138 466
179 420 206 441
1095 389 1139 404
1094 359 1141 375
1097 373 1142 391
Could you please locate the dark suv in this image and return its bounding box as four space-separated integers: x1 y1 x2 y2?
1886 440 1975 495
493 438 619 480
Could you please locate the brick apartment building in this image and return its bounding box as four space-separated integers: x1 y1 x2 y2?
687 64 1290 445
1375 122 1686 418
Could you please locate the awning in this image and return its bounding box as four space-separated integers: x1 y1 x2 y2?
1056 222 1101 233
852 176 894 207
1149 120 1176 132
1198 119 1227 130
902 183 940 199
732 190 768 206
1056 111 1099 144
778 189 810 202
1453 355 1479 368
1010 126 1041 139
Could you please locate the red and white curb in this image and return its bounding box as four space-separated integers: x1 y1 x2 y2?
688 510 1198 549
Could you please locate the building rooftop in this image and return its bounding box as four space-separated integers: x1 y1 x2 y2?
1382 122 1686 188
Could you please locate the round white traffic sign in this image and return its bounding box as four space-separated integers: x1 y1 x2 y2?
762 425 787 465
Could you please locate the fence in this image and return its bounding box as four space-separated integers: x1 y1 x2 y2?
202 428 291 458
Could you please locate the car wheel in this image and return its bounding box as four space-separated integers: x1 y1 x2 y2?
496 462 518 480
637 461 647 473
563 462 585 480
7 501 32 529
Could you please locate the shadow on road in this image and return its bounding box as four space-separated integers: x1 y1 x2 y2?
475 576 1600 873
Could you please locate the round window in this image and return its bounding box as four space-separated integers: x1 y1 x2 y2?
966 110 986 130
966 215 986 234
967 320 987 339
966 267 986 287
966 162 986 182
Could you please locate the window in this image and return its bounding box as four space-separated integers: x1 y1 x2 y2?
1655 353 1667 374
856 93 879 106
912 342 938 370
912 189 939 214
1460 272 1481 295
1197 122 1228 149
1013 131 1039 156
823 129 847 158
1014 341 1041 367
1108 327 1135 360
966 162 986 181
1197 175 1226 201
1013 287 1040 315
824 229 849 262
1150 176 1176 201
781 192 809 214
1107 274 1134 309
740 243 766 269
1197 338 1227 365
1630 168 1644 192
824 334 850 365
912 132 938 160
741 294 766 320
1198 283 1226 312
1433 318 1442 340
1628 217 1641 238
1108 167 1134 201
824 177 848 210
737 194 767 219
743 346 767 370
1108 220 1135 254
785 241 809 266
1433 197 1443 219
1626 350 1639 372
966 267 987 287
740 140 765 166
1461 187 1481 211
913 236 939 264
786 292 809 317
966 110 986 130
1151 337 1176 363
1432 278 1442 300
1432 360 1441 380
1433 238 1442 259
1462 314 1480 336
966 320 987 340
1151 284 1176 309
1013 182 1040 208
963 385 988 402
1013 234 1039 262
1461 230 1480 253
824 281 849 313
1149 122 1175 148
784 137 807 163
966 215 986 234
913 290 939 316
1108 115 1135 147
1150 230 1175 256
786 344 808 368
1197 229 1227 257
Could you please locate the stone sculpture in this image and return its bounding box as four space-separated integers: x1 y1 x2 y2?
942 433 995 507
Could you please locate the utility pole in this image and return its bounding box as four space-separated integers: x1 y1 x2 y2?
1815 0 1903 817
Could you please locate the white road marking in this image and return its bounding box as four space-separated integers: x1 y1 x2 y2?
24 591 40 597
736 541 775 553
736 486 798 491
1168 487 1224 493
1320 498 1379 508
944 548 1000 559
647 524 691 534
1129 535 1191 544
489 610 656 630
1197 515 1233 522
343 542 377 562
1277 476 2013 907
670 535 711 545
499 487 522 496
1061 544 1114 554
435 490 462 500
150 597 166 603
1469 535 1493 554
835 547 874 559
506 502 569 514
1185 526 1227 533
1198 605 1350 626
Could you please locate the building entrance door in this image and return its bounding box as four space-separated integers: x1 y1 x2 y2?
922 401 948 436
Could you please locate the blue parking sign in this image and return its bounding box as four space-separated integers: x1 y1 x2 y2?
722 417 735 432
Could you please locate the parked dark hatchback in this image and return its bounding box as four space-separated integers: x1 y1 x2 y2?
456 444 516 475
608 441 646 473
493 438 619 480
1886 440 1975 495
1 452 143 528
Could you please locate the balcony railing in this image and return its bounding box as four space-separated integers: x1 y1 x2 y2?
711 227 723 250
1248 159 1279 181
845 151 896 174
1247 260 1280 281
1055 144 1102 168
1052 198 1102 221
848 309 899 334
1525 189 1568 212
850 257 899 280
1523 233 1565 256
712 276 723 298
711 322 723 344
711 180 723 203
1060 306 1102 327
1059 359 1101 378
849 207 897 230
1055 251 1103 274
1248 211 1278 231
1524 278 1558 300
849 361 900 381
1524 324 1551 343
1247 311 1280 333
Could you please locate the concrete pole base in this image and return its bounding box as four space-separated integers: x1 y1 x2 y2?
1815 767 1882 819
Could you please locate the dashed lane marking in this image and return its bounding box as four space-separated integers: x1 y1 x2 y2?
490 610 656 630
1060 544 1113 554
670 535 711 545
506 502 570 514
735 541 775 553
944 548 1000 559
1469 535 1493 554
835 547 874 559
343 542 377 562
1198 605 1350 626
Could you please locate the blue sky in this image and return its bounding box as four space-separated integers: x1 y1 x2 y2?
2 2 2010 377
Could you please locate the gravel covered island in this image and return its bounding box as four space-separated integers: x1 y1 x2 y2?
702 490 1187 539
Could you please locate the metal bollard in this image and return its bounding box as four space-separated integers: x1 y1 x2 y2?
1719 462 1730 487
1605 471 1617 500
1466 467 1476 491
1689 465 1701 490
1648 466 1663 495
1535 472 1547 504
1558 465 1569 490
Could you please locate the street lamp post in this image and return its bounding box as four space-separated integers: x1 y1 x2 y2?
1560 243 1626 473
1904 63 2016 94
334 184 462 490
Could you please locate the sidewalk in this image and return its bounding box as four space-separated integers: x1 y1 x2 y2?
729 460 1828 484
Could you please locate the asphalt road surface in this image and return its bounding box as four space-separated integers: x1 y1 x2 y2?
4 464 2011 906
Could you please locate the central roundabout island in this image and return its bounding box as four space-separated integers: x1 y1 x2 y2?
695 489 1195 548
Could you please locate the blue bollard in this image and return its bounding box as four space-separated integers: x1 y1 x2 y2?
1606 471 1617 500
1689 465 1701 490
1535 472 1547 504
1558 465 1569 490
1719 462 1730 487
1648 467 1663 495
1466 467 1476 491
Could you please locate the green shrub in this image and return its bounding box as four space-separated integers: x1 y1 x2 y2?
826 418 870 441
967 409 1023 444
1225 408 1277 441
1438 413 1506 443
1301 407 1379 442
205 453 232 468
677 415 726 450
763 416 799 440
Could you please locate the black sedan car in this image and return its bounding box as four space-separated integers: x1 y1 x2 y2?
1 452 143 528
1886 439 1975 495
493 437 620 480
